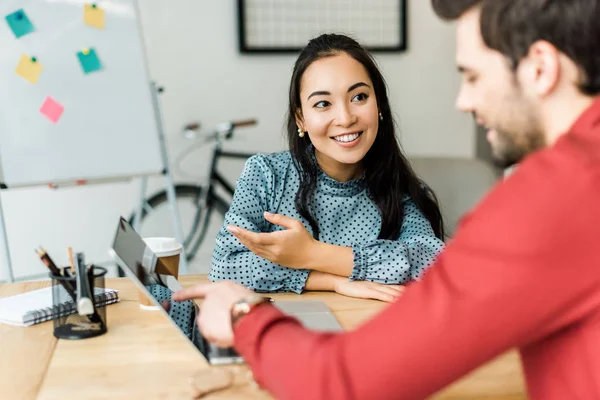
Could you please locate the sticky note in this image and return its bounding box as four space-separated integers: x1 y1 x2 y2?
4 9 35 38
76 48 103 74
15 54 43 84
83 4 105 29
40 97 64 123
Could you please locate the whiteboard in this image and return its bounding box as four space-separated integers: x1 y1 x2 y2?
0 0 162 188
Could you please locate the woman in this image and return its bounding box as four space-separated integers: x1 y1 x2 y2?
209 33 445 302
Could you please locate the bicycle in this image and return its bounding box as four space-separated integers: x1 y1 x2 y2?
129 119 257 262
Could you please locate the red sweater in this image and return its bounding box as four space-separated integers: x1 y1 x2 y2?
234 98 600 400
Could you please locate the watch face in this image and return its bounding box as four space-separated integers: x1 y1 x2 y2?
239 303 251 314
233 296 269 320
232 301 250 318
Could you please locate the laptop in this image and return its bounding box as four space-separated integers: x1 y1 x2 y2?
274 301 342 331
108 217 342 365
108 217 244 364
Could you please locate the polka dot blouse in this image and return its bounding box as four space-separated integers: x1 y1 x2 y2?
209 151 444 293
148 284 196 340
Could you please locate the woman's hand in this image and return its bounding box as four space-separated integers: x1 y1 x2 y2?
173 281 255 348
227 212 318 269
333 279 404 302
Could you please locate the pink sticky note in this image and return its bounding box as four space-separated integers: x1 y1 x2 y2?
40 96 64 123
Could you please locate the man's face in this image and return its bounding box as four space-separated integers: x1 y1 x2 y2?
454 7 546 168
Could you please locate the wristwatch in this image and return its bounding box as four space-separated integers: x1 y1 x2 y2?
231 295 272 326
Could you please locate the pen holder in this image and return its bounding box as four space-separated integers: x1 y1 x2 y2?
50 266 108 340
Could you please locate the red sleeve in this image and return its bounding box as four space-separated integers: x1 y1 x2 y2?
234 146 600 400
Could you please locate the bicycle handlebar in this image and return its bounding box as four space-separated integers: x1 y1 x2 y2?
176 118 257 177
231 119 257 128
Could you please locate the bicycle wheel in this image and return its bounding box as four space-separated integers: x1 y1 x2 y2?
129 184 206 262
186 193 232 259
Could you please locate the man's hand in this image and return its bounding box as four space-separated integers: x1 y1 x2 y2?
173 281 255 347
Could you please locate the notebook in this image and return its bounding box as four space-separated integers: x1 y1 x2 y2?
0 285 119 327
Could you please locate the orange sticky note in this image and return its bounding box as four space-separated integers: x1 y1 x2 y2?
40 96 64 123
15 54 42 84
83 4 105 29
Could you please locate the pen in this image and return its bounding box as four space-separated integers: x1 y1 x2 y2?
87 264 95 301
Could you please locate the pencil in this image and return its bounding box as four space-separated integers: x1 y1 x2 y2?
67 247 76 275
35 247 61 276
35 247 76 300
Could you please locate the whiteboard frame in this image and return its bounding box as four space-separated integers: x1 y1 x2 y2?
237 0 408 53
0 0 164 188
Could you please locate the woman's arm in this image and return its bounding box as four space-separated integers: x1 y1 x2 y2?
346 199 444 282
304 271 403 302
231 199 444 283
303 271 337 291
310 199 443 281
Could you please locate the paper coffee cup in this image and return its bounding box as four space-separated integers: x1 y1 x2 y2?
138 237 183 310
143 237 183 279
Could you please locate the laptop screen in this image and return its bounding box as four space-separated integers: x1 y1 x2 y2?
108 216 244 365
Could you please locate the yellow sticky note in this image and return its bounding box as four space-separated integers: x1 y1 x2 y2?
83 4 105 29
15 54 43 84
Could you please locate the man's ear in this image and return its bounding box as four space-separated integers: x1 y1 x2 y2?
523 40 560 97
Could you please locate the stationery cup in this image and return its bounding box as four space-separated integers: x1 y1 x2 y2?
137 237 183 310
51 266 108 339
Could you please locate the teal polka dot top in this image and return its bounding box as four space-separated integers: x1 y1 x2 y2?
209 151 444 293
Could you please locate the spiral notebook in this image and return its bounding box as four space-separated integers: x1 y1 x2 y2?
0 286 119 327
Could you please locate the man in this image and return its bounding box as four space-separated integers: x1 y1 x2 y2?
174 1 600 398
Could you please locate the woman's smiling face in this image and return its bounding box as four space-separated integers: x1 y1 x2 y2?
296 52 379 181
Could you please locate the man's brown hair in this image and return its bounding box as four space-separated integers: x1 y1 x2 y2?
431 0 600 95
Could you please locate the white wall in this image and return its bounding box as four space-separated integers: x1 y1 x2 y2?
0 0 474 281
138 0 473 157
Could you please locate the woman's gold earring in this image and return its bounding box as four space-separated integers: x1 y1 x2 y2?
379 112 383 121
298 128 305 138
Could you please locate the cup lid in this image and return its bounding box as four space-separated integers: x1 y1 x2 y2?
142 237 183 257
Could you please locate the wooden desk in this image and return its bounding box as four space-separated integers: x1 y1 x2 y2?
0 275 526 399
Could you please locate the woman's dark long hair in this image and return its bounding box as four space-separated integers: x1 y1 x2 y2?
287 33 445 241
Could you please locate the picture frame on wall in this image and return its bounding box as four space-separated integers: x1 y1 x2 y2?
237 0 408 53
